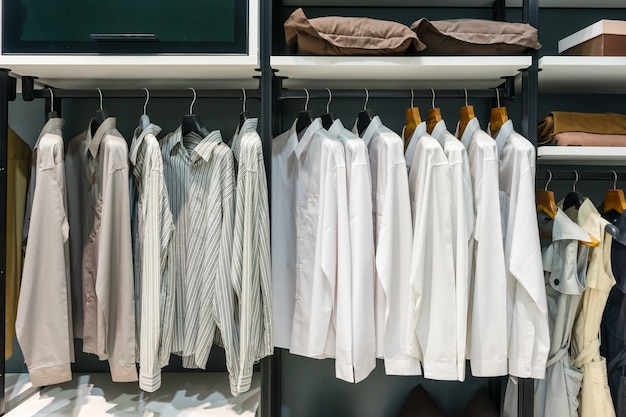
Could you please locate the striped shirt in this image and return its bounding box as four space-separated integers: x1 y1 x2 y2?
230 119 273 395
129 123 175 392
160 127 239 394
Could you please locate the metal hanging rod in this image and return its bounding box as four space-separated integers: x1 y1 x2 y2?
278 87 511 101
536 170 626 182
23 87 261 101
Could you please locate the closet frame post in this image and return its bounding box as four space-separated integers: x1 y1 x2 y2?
492 0 506 21
0 68 13 417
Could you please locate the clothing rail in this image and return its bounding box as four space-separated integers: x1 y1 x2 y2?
278 86 513 101
23 87 262 101
536 170 626 182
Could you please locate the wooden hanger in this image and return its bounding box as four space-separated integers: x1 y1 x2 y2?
404 89 422 149
458 89 475 139
562 171 599 247
537 170 557 219
427 88 442 135
604 170 626 214
489 87 509 137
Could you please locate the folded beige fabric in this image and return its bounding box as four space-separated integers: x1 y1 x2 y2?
538 111 626 145
553 132 626 147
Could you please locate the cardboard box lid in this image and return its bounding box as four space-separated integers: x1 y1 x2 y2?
559 20 626 53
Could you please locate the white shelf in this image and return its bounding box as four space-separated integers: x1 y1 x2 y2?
282 0 623 6
0 55 260 89
537 147 626 165
271 55 531 89
539 56 626 93
4 372 260 417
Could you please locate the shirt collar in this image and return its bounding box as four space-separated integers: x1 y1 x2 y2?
328 119 345 137
88 117 117 158
190 130 223 163
129 123 162 165
238 117 258 135
430 119 448 141
459 117 481 148
494 119 515 156
404 121 427 168
551 207 592 243
294 118 323 161
577 198 605 241
34 117 65 150
356 115 382 147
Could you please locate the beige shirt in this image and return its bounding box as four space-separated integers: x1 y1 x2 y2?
568 199 617 417
17 118 73 386
67 118 137 382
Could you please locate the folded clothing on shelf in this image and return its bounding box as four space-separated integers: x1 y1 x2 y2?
410 18 541 55
538 111 626 145
284 8 425 55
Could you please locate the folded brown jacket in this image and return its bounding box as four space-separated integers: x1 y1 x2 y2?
538 111 626 145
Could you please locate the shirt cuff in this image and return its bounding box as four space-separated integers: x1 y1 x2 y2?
139 371 162 392
470 356 508 377
110 361 138 382
384 357 422 376
422 360 459 381
29 363 72 387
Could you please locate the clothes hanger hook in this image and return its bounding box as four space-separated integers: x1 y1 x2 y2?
188 87 197 114
612 170 618 190
410 88 414 108
97 88 103 111
431 88 436 109
464 88 469 107
495 87 501 108
48 88 54 113
545 170 552 192
573 170 579 192
241 88 247 113
302 88 310 111
143 88 150 116
325 88 332 114
363 88 369 110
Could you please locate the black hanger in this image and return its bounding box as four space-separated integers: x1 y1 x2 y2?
296 89 314 135
357 89 375 136
91 88 110 136
562 171 585 211
182 88 210 137
238 88 251 130
320 88 336 130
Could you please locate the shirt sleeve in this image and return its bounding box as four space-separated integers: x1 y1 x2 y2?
138 147 174 392
16 137 73 387
380 140 421 376
407 143 455 379
508 162 549 379
468 144 508 377
98 139 138 383
345 143 376 383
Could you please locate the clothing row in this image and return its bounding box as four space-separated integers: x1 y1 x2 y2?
504 185 626 417
15 114 272 396
271 109 548 383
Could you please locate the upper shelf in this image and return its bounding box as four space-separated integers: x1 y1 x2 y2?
271 55 531 89
537 147 626 165
0 55 260 89
538 56 626 93
281 0 625 7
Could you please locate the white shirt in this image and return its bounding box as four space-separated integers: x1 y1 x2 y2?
354 116 417 375
405 121 456 380
432 120 474 381
494 120 549 378
327 118 376 383
272 119 352 378
457 118 508 377
229 118 273 395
